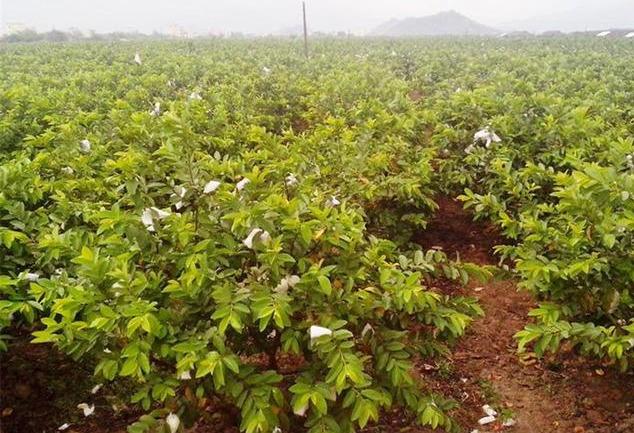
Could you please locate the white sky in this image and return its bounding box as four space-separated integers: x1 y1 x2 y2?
1 0 632 34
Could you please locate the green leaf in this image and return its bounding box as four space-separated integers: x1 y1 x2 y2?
317 275 332 296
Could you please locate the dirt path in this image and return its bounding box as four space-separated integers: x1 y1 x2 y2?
416 197 634 433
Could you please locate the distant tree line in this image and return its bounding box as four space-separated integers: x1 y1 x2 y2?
0 29 172 43
0 29 358 43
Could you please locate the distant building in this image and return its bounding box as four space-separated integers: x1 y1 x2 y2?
166 25 192 39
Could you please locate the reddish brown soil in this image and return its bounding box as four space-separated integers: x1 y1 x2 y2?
408 90 424 102
413 196 634 433
0 333 141 433
1 197 633 433
415 196 504 266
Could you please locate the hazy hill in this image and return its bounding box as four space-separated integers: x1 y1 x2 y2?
370 10 498 37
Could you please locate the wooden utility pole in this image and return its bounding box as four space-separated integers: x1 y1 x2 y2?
302 1 309 58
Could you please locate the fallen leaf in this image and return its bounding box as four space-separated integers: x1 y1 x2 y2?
519 353 538 366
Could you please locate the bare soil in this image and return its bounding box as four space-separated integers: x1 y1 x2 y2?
413 197 634 433
0 333 141 433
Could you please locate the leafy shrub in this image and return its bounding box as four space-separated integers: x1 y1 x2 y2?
509 164 634 370
28 167 482 432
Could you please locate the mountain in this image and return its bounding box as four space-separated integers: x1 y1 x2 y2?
370 10 498 37
499 0 634 33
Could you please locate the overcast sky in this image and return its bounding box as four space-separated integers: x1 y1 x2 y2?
1 0 632 34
